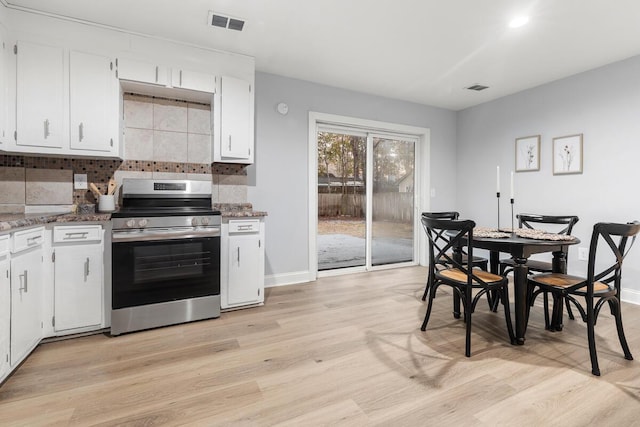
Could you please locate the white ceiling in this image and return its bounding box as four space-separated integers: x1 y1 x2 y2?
6 0 640 110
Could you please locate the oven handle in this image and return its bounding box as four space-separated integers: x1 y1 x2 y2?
112 227 220 242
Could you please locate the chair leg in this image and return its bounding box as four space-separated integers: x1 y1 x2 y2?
586 301 600 376
612 298 633 361
421 283 437 331
542 291 551 330
565 298 575 320
464 286 472 357
421 275 430 301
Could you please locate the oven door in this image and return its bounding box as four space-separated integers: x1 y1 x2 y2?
112 234 220 309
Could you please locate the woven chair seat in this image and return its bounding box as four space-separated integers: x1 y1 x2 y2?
438 268 504 285
530 273 610 293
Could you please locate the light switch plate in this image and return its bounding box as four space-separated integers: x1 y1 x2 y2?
74 173 88 190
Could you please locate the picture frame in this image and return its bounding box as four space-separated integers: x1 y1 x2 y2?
515 135 540 172
553 134 583 175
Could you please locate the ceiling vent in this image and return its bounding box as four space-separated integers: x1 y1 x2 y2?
466 84 489 91
208 11 245 31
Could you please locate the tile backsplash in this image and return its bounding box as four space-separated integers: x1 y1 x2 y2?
0 93 249 211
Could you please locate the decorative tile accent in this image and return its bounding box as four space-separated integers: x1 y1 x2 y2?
211 163 248 175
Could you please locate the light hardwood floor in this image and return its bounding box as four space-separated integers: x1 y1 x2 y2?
2 266 640 426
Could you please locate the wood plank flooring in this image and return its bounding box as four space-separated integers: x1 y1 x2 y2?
2 266 640 425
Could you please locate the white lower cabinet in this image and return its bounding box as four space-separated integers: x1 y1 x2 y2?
10 227 44 367
221 219 265 309
0 235 10 381
52 225 103 334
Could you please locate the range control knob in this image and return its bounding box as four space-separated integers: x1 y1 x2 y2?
201 217 210 225
138 219 148 227
125 219 136 228
191 217 200 226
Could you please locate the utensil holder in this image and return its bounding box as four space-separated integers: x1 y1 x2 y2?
98 195 116 212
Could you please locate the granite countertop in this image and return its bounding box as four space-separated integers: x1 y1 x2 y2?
0 212 111 232
214 203 268 218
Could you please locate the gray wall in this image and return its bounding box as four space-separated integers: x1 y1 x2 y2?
248 72 458 284
456 55 640 302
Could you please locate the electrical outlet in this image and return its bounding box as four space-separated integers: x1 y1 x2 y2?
578 247 588 261
74 173 88 190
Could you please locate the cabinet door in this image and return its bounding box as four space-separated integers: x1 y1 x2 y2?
227 234 261 306
10 247 43 366
172 68 216 93
220 76 252 161
0 24 8 147
16 41 64 149
69 51 118 154
54 243 103 331
0 255 10 380
117 58 169 86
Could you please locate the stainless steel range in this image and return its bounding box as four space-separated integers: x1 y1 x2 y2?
110 179 221 335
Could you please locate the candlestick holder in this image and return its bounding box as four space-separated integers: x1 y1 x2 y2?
496 192 501 230
510 198 515 234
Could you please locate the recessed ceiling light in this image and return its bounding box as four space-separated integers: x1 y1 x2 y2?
509 16 529 28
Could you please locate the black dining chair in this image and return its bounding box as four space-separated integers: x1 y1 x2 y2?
420 212 489 302
421 216 515 357
499 214 579 325
528 221 640 376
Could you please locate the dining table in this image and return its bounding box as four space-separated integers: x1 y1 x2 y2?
453 229 580 345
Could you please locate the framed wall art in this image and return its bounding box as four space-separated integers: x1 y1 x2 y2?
553 134 583 175
515 135 540 172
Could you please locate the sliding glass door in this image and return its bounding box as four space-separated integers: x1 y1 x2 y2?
371 136 415 266
316 126 417 271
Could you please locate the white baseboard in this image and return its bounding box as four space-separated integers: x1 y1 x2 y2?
265 270 314 288
621 288 640 305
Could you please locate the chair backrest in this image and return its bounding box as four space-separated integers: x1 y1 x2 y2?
583 221 640 295
421 216 491 286
517 214 579 235
421 211 459 220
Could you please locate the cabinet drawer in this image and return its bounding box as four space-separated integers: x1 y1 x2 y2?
228 219 260 233
12 227 45 253
53 225 102 243
0 234 9 256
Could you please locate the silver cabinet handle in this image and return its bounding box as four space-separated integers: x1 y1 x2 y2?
79 122 84 141
44 119 50 139
20 270 28 293
84 257 90 280
155 65 159 83
237 247 240 265
179 70 183 86
228 135 232 151
63 232 89 240
27 236 41 246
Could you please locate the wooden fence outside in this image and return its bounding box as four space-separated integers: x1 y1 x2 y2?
318 193 413 222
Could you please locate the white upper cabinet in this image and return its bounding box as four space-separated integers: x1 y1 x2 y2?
215 76 254 164
171 68 216 93
117 57 169 86
12 41 120 157
16 40 65 150
0 24 8 148
69 51 118 154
